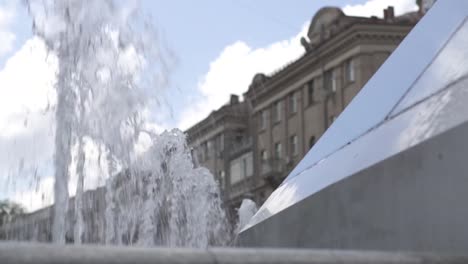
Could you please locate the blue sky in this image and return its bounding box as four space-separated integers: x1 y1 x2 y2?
0 0 418 210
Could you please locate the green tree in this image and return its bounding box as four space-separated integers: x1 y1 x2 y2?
0 200 25 226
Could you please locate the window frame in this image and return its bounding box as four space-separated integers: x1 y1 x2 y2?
260 149 268 162
218 134 224 151
288 92 297 114
309 136 316 149
274 142 282 159
345 58 355 83
290 135 298 156
218 170 225 189
324 69 336 93
272 100 282 123
329 115 337 126
331 70 337 92
206 140 213 158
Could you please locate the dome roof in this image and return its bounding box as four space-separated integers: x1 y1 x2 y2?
307 7 344 40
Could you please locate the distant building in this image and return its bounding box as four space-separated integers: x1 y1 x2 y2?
186 5 423 216
185 95 252 220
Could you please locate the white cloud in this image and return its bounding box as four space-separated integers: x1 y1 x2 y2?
343 0 418 17
0 37 58 211
0 39 57 136
0 2 16 57
177 23 308 130
11 176 54 212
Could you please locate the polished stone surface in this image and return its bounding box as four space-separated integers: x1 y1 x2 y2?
238 119 468 253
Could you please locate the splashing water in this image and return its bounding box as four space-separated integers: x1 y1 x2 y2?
107 130 229 246
22 0 230 246
236 199 257 233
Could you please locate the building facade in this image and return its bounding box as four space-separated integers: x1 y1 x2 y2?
186 6 422 215
185 95 253 219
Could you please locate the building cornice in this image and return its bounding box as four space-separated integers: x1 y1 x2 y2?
245 22 415 110
186 116 247 144
185 102 248 140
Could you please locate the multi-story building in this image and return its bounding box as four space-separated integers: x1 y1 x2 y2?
185 95 254 219
244 6 421 204
186 5 423 214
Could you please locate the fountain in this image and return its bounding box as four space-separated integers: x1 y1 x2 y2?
4 0 468 262
2 0 232 246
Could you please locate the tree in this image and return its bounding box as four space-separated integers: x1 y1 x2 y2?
0 200 25 226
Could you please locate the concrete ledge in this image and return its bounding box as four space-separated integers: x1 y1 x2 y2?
1 242 467 264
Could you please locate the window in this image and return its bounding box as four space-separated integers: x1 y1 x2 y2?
259 110 267 130
324 70 332 91
309 136 316 149
218 170 225 189
206 140 213 158
307 80 315 105
234 129 244 143
345 58 355 83
200 142 208 161
290 135 298 156
191 148 199 164
329 115 337 126
230 160 242 184
260 149 269 175
288 92 297 113
273 101 281 122
229 152 253 184
217 134 224 151
324 69 336 92
242 153 253 178
215 134 224 158
274 142 282 159
260 149 268 162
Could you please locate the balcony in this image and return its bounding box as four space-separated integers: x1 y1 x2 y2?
228 137 253 158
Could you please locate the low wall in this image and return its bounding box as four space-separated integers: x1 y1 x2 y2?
2 242 468 264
